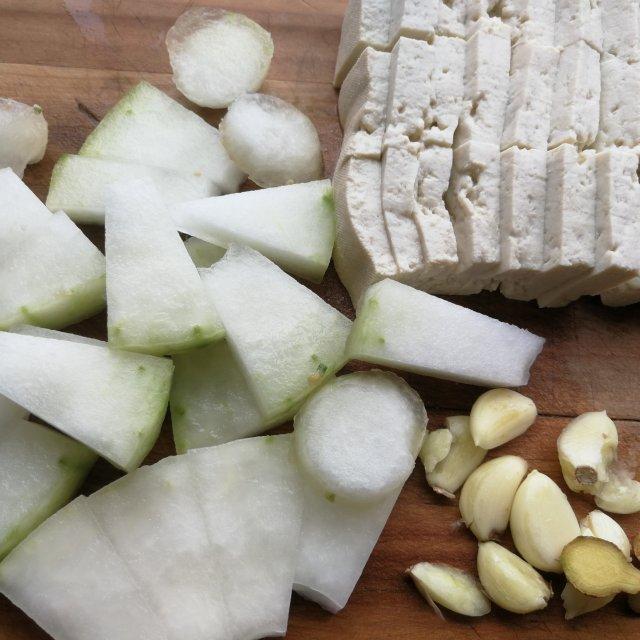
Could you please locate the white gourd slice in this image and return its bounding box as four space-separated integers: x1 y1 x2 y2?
0 169 106 330
173 179 336 282
187 435 303 638
347 279 545 387
0 418 96 559
200 245 352 423
220 93 324 188
88 457 231 640
166 8 274 108
0 395 27 426
79 81 245 194
184 237 226 268
0 99 48 178
105 178 224 356
46 155 219 225
0 497 168 640
0 331 173 472
294 371 426 503
170 340 265 453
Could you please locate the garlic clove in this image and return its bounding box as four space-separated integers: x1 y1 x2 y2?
459 456 528 541
580 509 631 560
561 582 614 620
470 389 537 449
420 429 453 474
595 469 640 515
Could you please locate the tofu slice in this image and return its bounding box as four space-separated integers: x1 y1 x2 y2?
601 277 640 307
555 0 603 52
538 149 640 307
501 42 559 151
333 157 398 304
548 41 601 150
499 147 548 300
456 20 512 146
388 0 466 44
334 0 392 88
601 0 640 62
597 55 640 149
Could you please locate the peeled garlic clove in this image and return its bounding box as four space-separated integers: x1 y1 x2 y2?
580 509 631 560
561 582 614 620
459 455 528 541
421 429 453 474
509 470 580 572
557 411 618 494
424 416 487 497
634 533 640 561
477 542 552 614
408 562 491 617
561 536 640 598
595 470 640 515
630 593 640 614
470 389 537 449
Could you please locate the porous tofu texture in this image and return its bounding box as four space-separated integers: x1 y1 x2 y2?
388 0 466 44
555 0 603 52
601 0 640 62
601 277 640 307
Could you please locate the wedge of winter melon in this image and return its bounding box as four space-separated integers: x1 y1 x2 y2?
46 154 219 224
0 418 96 559
0 168 106 330
0 331 173 472
173 179 335 281
0 395 27 426
0 497 167 640
105 179 224 356
184 237 226 268
200 245 352 423
79 81 245 193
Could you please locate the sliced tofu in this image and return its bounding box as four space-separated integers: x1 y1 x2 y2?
555 0 603 53
538 148 640 307
388 0 466 44
499 147 548 300
601 0 640 62
501 42 559 151
456 20 512 147
548 41 601 150
333 157 398 304
338 48 391 161
601 277 640 307
334 0 392 88
597 55 640 149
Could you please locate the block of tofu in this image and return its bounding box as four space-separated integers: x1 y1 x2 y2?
597 55 640 149
601 277 640 306
555 0 603 52
456 21 512 146
334 0 392 88
338 48 391 161
548 41 601 149
499 148 548 300
333 157 398 305
446 141 502 274
538 149 640 307
501 42 559 151
385 36 465 149
601 0 640 62
388 0 466 44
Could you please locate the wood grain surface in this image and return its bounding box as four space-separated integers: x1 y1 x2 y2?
1 2 639 639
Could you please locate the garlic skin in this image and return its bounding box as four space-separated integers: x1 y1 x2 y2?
459 456 528 541
509 470 580 572
408 562 491 617
477 542 552 614
557 411 618 494
595 469 640 515
580 510 631 561
470 389 537 449
423 416 487 498
421 429 453 474
561 583 614 620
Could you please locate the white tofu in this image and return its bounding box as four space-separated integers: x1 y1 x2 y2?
456 22 512 146
334 0 392 88
446 141 502 274
555 0 603 52
548 41 601 149
597 55 640 149
388 0 466 44
333 157 398 305
499 148 548 300
601 277 640 306
601 0 640 62
501 43 559 151
538 149 640 307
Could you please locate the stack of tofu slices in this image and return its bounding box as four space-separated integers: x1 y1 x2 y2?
333 0 640 308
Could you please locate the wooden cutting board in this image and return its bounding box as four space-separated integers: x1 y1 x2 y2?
0 1 638 638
